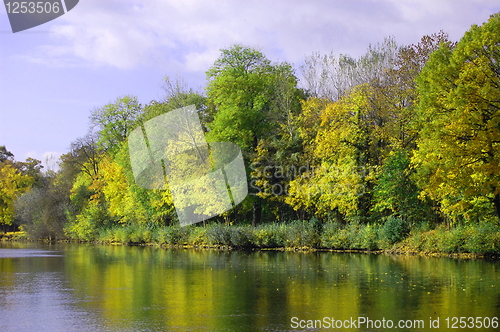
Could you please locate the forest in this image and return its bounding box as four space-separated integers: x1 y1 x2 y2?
1 13 500 255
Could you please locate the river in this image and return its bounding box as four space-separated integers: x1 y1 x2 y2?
0 242 499 331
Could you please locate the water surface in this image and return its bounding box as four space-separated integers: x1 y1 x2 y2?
1 242 499 331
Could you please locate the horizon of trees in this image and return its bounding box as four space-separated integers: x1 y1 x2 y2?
1 13 500 240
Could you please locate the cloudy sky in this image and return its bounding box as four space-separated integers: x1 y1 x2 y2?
1 0 499 167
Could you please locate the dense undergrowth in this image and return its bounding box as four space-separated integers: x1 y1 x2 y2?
58 218 500 256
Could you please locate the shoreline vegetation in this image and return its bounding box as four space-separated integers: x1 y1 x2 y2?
2 14 500 260
2 219 500 258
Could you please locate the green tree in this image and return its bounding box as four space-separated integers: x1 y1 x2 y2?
372 150 433 225
91 95 142 152
250 63 305 221
413 13 500 223
206 45 274 152
370 33 451 226
206 45 299 225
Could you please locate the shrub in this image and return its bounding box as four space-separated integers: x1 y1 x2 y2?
228 226 253 248
380 216 410 244
320 222 342 248
463 223 500 254
113 226 133 244
153 226 189 245
358 224 379 250
206 223 231 246
254 223 287 248
320 222 361 249
187 226 208 245
285 219 320 248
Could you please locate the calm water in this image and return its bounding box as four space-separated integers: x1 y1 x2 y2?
0 242 499 331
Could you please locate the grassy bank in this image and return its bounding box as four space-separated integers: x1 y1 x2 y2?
61 219 500 256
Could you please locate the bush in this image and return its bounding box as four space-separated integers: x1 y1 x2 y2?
380 216 409 245
463 223 500 254
285 219 320 248
206 224 231 246
113 226 132 244
228 226 253 248
187 226 208 245
320 222 342 248
153 225 189 245
320 222 361 249
65 203 111 242
254 223 287 247
358 224 379 250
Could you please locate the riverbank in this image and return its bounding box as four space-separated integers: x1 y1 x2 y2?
4 220 500 258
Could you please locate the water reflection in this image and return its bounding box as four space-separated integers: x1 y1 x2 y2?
0 243 499 331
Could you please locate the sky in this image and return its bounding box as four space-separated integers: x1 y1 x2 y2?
1 0 499 169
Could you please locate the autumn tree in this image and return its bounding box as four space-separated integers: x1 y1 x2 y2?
369 32 451 224
0 148 34 227
286 85 382 221
413 13 500 223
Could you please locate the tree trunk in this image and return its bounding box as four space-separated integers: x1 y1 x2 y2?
252 198 261 227
493 193 500 224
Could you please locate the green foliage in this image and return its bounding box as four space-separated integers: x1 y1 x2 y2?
64 220 500 255
283 219 320 248
91 95 142 152
152 225 190 245
254 223 288 247
205 224 253 247
187 226 208 246
380 216 410 245
10 19 500 257
15 182 70 240
320 222 364 249
413 13 500 222
372 150 424 224
399 223 500 255
65 203 110 241
206 45 273 151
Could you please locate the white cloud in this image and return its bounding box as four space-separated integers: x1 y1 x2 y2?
19 0 500 72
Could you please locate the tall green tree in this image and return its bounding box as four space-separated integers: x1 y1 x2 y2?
413 13 500 223
206 45 301 225
206 45 274 152
91 95 142 152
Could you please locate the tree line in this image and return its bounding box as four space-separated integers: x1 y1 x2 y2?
1 13 500 246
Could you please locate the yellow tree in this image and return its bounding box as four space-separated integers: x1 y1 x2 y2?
413 13 500 222
287 84 382 220
0 163 33 225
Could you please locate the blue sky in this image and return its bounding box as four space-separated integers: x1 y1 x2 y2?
1 0 499 169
